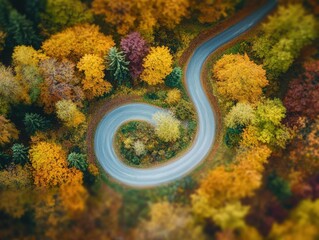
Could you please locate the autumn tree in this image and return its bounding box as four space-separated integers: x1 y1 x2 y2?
29 141 81 187
0 65 26 104
153 111 181 142
175 99 195 120
77 54 112 99
0 115 19 146
191 0 241 23
92 0 189 36
41 24 115 63
141 46 173 85
106 47 130 85
269 199 319 240
12 46 47 103
56 100 85 128
252 4 317 77
39 58 84 113
120 32 149 79
225 103 255 129
23 113 49 135
166 89 182 105
284 60 319 120
165 66 183 88
11 143 29 165
40 0 93 34
243 99 291 148
67 152 88 172
213 54 268 103
136 201 205 240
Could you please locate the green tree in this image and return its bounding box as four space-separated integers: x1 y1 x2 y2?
106 47 130 86
252 4 317 77
224 125 244 148
174 100 195 120
23 113 49 135
67 152 88 172
267 173 291 202
6 10 40 48
11 143 29 165
40 0 93 34
165 66 183 87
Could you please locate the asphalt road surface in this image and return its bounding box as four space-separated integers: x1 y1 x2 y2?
94 0 277 187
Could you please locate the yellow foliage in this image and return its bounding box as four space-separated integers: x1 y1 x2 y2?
42 24 115 62
29 141 81 187
77 54 112 99
141 46 173 85
240 125 260 148
153 111 181 142
166 89 182 105
0 189 32 218
59 170 88 213
88 163 99 177
56 99 85 127
0 115 19 146
213 54 268 103
0 164 33 189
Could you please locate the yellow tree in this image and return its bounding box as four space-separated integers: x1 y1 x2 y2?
136 201 205 240
153 111 181 142
56 100 85 127
0 115 19 146
213 54 268 103
141 46 173 85
41 24 115 62
166 89 182 105
29 141 81 187
77 54 112 99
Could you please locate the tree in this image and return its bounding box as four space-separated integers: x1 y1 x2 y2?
11 143 29 165
284 60 319 120
106 47 130 85
213 54 268 103
40 0 92 34
267 173 292 202
241 99 291 148
153 111 181 142
135 201 205 240
41 24 115 63
224 102 255 128
77 54 112 99
174 99 195 120
269 199 319 240
12 46 47 103
0 115 19 146
0 65 26 104
133 140 146 157
120 32 149 79
29 141 81 187
6 10 40 48
23 113 49 135
141 46 173 85
166 89 182 105
165 66 183 87
67 152 88 172
210 201 250 230
252 4 317 77
56 100 85 127
191 0 241 24
224 125 244 148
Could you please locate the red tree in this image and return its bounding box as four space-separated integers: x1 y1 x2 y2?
120 32 149 79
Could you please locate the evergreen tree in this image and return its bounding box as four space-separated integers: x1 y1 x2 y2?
6 10 40 48
67 152 88 172
11 143 29 165
106 47 130 86
165 67 182 88
23 113 49 135
0 151 11 170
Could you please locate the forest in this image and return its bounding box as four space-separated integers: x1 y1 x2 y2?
0 0 318 239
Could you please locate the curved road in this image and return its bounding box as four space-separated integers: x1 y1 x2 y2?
94 0 277 187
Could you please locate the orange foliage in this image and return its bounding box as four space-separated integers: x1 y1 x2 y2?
213 54 268 103
29 141 81 187
41 24 114 62
0 115 19 146
77 54 112 99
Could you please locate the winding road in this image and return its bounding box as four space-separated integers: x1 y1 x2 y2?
94 0 277 187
